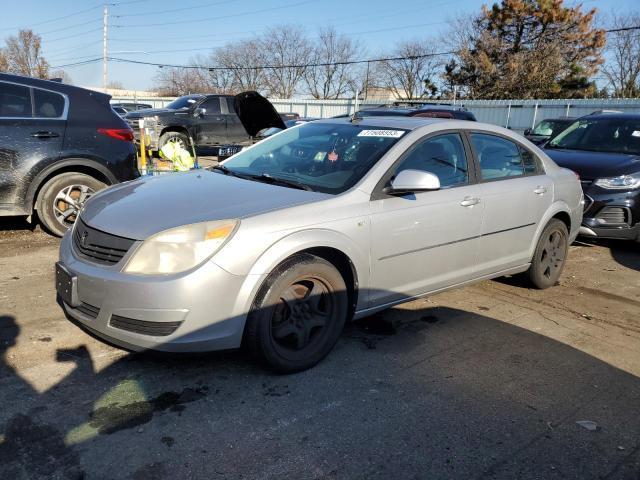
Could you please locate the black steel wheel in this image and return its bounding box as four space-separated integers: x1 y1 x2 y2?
527 219 569 289
245 254 348 373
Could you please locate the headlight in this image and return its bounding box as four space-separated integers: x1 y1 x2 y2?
124 219 238 275
593 172 640 190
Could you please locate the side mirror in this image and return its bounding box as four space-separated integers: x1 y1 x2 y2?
387 169 440 194
523 128 531 136
193 107 206 117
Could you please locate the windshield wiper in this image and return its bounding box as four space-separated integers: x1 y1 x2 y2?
211 165 253 179
251 173 314 191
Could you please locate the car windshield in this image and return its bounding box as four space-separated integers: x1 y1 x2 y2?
220 122 407 194
548 118 640 155
166 95 203 110
532 120 568 136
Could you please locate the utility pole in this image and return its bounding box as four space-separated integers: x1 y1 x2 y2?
103 3 108 92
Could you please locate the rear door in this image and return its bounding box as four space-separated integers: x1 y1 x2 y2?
369 132 483 306
468 132 553 275
222 96 250 144
194 96 226 145
0 81 66 211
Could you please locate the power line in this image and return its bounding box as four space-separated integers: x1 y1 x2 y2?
0 3 103 32
39 18 103 37
113 0 236 18
45 27 104 44
112 0 314 28
51 51 457 70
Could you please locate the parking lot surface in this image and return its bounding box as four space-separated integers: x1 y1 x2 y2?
1 220 639 480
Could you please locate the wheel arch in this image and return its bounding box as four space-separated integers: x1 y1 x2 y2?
528 201 575 260
159 126 190 139
26 158 117 213
230 229 369 327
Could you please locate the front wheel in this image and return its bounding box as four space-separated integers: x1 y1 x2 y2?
527 219 569 289
244 254 348 373
36 172 106 237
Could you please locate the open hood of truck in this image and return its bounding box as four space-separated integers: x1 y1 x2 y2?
233 91 286 137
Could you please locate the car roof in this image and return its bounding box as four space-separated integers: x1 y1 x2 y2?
313 115 473 131
0 72 110 100
582 113 640 120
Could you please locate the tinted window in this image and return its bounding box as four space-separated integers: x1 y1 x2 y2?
395 133 469 187
33 88 65 118
199 97 221 114
0 82 32 118
519 146 539 174
166 95 203 110
413 111 455 119
548 118 640 155
471 133 525 180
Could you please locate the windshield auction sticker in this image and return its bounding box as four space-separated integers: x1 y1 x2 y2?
357 130 405 138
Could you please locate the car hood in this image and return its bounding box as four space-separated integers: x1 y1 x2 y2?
234 91 286 137
81 170 329 240
125 108 179 119
543 148 640 179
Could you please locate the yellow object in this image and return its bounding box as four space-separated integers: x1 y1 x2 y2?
159 141 194 171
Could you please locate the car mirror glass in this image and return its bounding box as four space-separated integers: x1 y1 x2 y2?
194 107 206 117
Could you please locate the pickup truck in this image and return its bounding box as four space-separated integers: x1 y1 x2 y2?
124 91 285 155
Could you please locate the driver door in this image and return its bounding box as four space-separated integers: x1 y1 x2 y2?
368 132 483 306
194 97 226 145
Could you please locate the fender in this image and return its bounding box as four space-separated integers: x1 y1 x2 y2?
227 228 370 321
527 200 576 260
24 157 118 212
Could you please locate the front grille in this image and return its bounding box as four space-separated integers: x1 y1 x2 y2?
72 302 100 319
110 315 182 337
73 219 136 266
595 207 630 225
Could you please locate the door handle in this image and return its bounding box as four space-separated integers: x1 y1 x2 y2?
460 196 480 207
31 131 60 139
533 186 547 195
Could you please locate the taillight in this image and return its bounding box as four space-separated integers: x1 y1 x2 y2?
97 128 134 142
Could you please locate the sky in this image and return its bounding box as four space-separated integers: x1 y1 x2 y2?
1 0 638 92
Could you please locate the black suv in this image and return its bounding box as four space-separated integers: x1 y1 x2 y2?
124 91 285 154
0 73 138 236
544 113 640 242
356 103 477 121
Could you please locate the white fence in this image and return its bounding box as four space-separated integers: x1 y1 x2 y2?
111 96 640 132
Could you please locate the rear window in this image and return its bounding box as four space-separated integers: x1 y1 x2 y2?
33 88 65 118
0 82 32 118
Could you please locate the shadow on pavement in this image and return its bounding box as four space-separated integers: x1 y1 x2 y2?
1 302 640 479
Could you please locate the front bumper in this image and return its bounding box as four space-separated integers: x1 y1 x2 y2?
580 184 640 241
58 232 264 352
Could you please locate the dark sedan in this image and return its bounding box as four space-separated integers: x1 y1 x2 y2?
544 113 640 242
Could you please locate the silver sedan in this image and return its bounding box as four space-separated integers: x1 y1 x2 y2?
57 117 583 372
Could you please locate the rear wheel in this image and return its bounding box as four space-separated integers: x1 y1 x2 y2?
36 173 106 237
244 254 348 373
527 219 569 289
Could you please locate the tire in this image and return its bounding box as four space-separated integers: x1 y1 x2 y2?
159 131 189 151
244 254 348 373
527 219 569 289
36 173 106 237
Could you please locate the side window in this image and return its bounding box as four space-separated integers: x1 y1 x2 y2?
199 97 221 115
395 133 469 188
33 88 65 118
0 82 32 118
470 133 525 180
519 146 539 174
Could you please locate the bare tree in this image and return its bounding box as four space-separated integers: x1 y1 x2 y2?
261 25 312 98
378 40 443 99
153 67 211 96
303 27 364 99
601 13 640 97
2 29 49 78
49 69 72 84
215 38 268 93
